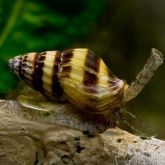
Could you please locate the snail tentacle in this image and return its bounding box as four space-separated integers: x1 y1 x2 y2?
124 48 164 102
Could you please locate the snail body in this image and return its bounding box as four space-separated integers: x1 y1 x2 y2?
9 48 129 115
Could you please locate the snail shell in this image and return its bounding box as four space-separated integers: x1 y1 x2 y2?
9 48 128 115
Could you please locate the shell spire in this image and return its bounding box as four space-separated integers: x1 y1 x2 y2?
123 48 164 102
9 51 64 100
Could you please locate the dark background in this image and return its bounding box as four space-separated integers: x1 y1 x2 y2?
0 0 164 138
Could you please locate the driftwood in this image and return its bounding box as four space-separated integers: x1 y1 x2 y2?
0 99 165 165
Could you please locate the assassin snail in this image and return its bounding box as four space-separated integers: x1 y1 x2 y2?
8 48 163 117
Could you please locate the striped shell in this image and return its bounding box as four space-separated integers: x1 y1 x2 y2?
9 48 128 115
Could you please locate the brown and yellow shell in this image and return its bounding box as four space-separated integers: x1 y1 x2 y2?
8 48 128 115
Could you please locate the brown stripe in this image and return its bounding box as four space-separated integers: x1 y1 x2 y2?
60 49 73 78
83 50 99 86
19 55 28 79
32 52 45 91
18 56 23 78
62 49 74 58
51 51 63 97
21 55 28 67
60 65 72 78
22 54 28 62
61 49 74 64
